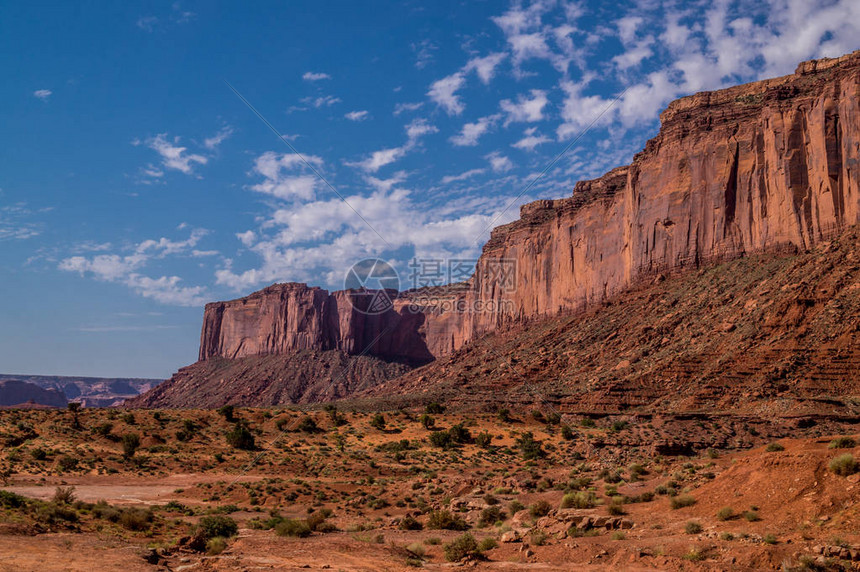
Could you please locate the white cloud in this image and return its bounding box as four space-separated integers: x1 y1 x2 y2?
33 89 52 101
441 168 486 184
450 115 499 147
464 52 507 84
616 15 644 44
612 39 654 70
136 16 158 31
145 133 208 175
345 110 369 121
500 89 548 126
485 151 514 173
302 71 331 81
412 39 437 69
512 127 551 151
394 102 423 115
365 171 409 192
427 72 466 115
249 151 324 200
203 126 234 150
59 229 210 306
347 118 437 173
556 80 615 140
302 95 341 108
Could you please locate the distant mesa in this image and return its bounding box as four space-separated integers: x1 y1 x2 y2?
0 374 160 408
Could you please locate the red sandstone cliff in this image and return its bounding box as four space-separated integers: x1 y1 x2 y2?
194 51 859 369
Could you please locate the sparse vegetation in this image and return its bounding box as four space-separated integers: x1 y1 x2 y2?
829 454 858 476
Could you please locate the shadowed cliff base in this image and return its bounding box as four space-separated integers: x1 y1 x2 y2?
125 350 411 408
349 225 860 416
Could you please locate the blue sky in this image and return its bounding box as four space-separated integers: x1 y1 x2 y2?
1 1 857 378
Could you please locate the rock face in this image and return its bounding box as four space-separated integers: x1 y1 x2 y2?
0 380 67 408
195 52 860 372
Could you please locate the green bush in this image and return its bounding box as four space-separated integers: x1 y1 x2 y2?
206 537 227 555
122 433 140 458
429 430 453 449
561 425 575 440
670 495 696 509
0 490 26 508
217 405 235 422
444 533 480 562
516 432 545 460
580 418 596 428
529 499 552 518
370 413 386 431
478 506 504 527
120 507 153 531
497 408 512 423
829 437 856 449
448 423 471 444
424 402 445 414
743 510 760 522
418 414 435 430
197 515 238 539
478 537 497 551
560 491 596 509
830 454 857 476
225 424 255 450
684 521 702 534
716 507 734 521
296 416 318 433
399 515 423 530
428 510 469 530
475 431 492 448
275 518 312 537
765 442 784 452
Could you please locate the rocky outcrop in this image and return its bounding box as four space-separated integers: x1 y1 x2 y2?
194 51 859 372
0 380 67 408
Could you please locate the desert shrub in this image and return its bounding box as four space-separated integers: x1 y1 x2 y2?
516 432 544 460
57 455 78 472
120 412 136 425
275 518 311 537
611 420 628 432
36 503 79 525
418 414 435 430
607 498 625 515
120 508 153 531
448 423 471 444
425 402 445 414
716 507 734 521
670 495 696 509
829 436 856 449
428 510 469 531
424 537 441 545
530 530 549 545
198 515 238 539
830 454 858 476
765 442 784 452
225 424 255 450
444 533 480 562
296 416 318 433
28 447 46 461
52 486 76 504
478 537 497 551
370 413 386 431
94 422 114 437
429 430 453 449
763 533 777 544
685 521 702 534
628 463 646 476
531 410 545 423
475 431 492 448
560 491 596 509
509 500 525 514
561 425 575 440
683 548 705 561
206 537 227 555
217 405 235 422
529 499 552 518
580 417 596 428
0 490 26 508
399 515 423 530
743 510 760 522
545 412 562 425
497 408 512 423
324 404 346 426
122 433 141 459
307 508 336 532
478 506 504 527
611 531 626 540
